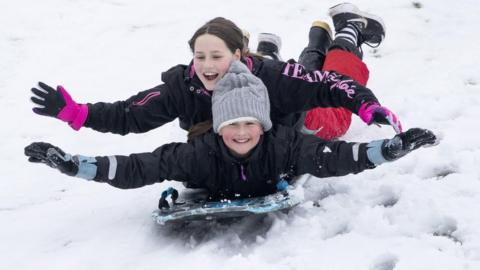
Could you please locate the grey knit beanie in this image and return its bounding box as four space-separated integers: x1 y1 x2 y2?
212 60 272 133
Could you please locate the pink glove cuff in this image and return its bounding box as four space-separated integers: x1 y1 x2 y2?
358 102 403 133
56 86 88 131
358 102 379 124
69 104 88 131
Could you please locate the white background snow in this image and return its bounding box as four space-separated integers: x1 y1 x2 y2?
2 0 480 269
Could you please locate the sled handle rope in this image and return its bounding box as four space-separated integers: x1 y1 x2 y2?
158 187 179 210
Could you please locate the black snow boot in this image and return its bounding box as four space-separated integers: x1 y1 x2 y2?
256 33 282 61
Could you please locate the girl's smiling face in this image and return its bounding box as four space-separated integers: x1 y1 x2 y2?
219 120 263 158
193 34 241 91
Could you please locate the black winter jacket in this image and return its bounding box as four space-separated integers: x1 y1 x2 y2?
93 125 375 199
84 57 378 135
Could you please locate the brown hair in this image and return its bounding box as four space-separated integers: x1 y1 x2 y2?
187 120 213 142
188 17 246 57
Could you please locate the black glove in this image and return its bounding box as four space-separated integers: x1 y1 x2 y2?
24 142 78 176
31 82 67 117
382 128 437 161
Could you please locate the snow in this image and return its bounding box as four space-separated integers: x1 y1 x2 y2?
2 0 480 269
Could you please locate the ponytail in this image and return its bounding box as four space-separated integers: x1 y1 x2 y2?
187 120 213 142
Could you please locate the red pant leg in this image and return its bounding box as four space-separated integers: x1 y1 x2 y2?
304 49 369 140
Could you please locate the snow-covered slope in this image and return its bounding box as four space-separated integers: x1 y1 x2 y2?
2 0 480 269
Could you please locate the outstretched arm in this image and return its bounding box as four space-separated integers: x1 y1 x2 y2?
30 82 180 135
295 128 437 177
24 141 197 189
259 60 402 133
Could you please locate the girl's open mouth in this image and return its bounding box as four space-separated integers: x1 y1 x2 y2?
204 72 218 81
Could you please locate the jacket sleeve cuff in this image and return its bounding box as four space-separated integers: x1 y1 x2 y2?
73 155 97 180
366 139 388 165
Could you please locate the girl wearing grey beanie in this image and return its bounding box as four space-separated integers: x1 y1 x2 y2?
25 60 437 200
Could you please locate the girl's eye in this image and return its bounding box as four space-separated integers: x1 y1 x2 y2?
195 55 205 60
212 55 223 59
